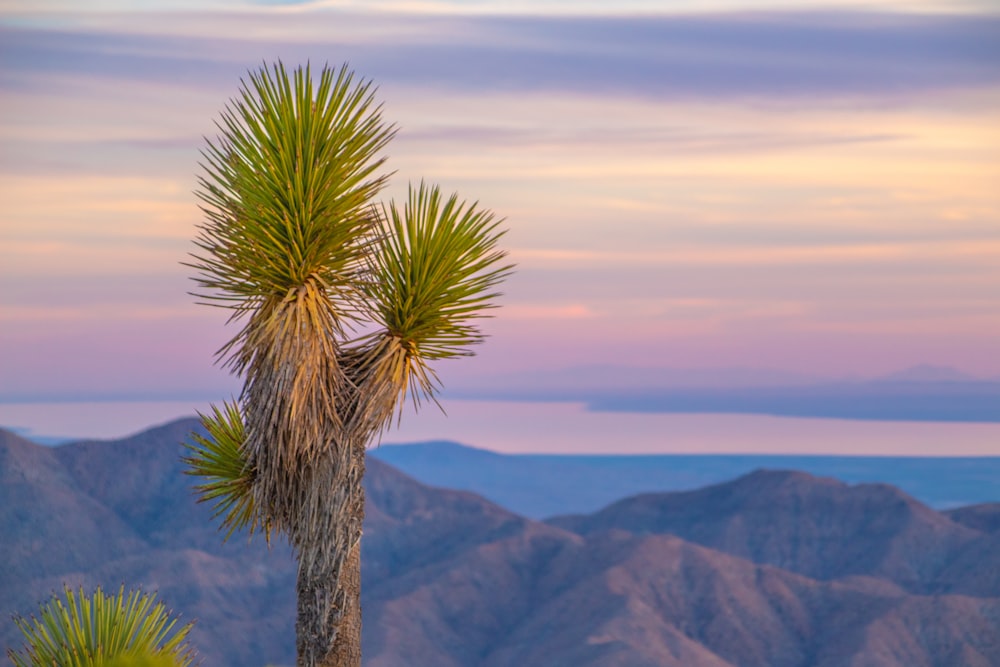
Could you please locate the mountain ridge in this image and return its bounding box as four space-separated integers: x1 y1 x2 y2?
3 421 999 666
369 439 1000 518
546 469 987 594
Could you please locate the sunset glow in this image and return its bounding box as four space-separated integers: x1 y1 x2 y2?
1 2 998 445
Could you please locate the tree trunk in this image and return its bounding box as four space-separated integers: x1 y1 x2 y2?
296 527 363 667
322 540 362 666
295 445 365 667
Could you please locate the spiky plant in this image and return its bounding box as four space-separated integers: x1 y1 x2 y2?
100 656 186 667
182 400 267 542
184 62 512 667
7 586 195 667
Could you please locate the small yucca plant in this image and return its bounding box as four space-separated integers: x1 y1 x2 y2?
7 586 195 667
101 657 184 667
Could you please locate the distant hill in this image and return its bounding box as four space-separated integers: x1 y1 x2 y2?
369 440 1000 519
547 470 988 593
3 421 999 666
947 503 1000 533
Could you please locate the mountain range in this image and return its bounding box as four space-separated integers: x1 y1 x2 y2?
369 440 1000 518
3 420 999 666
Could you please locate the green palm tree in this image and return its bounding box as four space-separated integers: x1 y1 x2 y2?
183 62 512 667
7 586 195 667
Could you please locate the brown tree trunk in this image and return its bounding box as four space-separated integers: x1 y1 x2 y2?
321 540 362 666
297 527 363 667
296 445 365 667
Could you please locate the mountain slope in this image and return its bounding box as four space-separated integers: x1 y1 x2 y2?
947 503 1000 533
1 422 298 666
548 470 984 594
3 422 998 666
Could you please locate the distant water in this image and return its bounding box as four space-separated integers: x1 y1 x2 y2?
1 399 999 456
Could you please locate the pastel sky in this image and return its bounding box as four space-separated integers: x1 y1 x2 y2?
1 0 999 410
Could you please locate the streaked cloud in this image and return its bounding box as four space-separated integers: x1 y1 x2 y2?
5 0 998 16
3 11 998 100
512 239 1000 267
0 304 197 323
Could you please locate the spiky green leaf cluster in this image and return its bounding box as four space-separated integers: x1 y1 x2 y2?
370 181 512 359
359 182 514 409
182 400 266 542
7 586 195 667
190 61 396 371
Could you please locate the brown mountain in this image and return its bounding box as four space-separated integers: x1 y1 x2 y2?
547 469 988 594
2 422 998 666
0 422 298 666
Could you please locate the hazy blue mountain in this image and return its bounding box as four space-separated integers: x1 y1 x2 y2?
947 503 1000 533
450 363 827 393
445 363 1000 422
369 440 1000 519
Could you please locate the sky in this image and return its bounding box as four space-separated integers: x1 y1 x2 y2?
1 0 999 448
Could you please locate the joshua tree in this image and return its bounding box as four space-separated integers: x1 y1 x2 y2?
183 62 512 667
